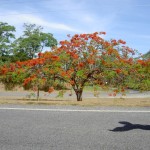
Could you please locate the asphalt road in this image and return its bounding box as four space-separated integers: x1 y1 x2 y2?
0 105 150 150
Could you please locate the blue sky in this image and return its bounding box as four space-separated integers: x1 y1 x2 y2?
0 0 150 54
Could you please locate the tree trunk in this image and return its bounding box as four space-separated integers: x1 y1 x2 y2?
37 86 40 101
75 89 83 101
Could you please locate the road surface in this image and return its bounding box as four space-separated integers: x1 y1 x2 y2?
0 105 150 150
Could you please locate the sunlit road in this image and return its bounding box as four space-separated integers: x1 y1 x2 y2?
0 105 150 150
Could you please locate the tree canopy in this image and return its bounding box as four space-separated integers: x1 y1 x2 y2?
55 32 137 101
0 22 149 101
0 22 16 63
12 23 57 62
1 32 149 101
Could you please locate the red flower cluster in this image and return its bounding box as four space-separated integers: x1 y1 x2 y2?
48 87 54 93
115 69 122 74
23 75 36 86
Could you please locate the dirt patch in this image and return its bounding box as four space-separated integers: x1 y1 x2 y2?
0 83 5 91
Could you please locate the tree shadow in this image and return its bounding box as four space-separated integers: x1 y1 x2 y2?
109 121 150 132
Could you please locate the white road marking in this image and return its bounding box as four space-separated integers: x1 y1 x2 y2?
0 107 150 113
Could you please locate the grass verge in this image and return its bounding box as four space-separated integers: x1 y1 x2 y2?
0 98 149 107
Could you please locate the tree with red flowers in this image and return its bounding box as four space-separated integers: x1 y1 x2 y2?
57 32 137 101
1 32 149 101
0 50 61 100
125 58 150 91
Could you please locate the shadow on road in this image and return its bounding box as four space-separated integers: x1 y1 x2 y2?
109 121 150 132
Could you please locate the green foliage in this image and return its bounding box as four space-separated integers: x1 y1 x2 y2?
12 23 57 61
56 90 65 98
76 70 84 77
125 59 150 91
1 68 28 90
126 78 150 91
0 22 16 62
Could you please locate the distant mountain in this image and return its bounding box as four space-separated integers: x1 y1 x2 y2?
136 50 150 60
142 50 150 59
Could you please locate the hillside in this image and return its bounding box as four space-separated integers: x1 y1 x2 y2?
142 50 150 59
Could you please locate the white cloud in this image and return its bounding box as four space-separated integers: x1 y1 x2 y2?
0 11 82 32
40 0 116 32
0 0 118 34
18 14 81 32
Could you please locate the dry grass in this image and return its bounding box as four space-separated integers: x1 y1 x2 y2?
0 98 150 107
0 83 149 107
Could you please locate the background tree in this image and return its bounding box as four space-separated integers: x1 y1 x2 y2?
0 50 62 100
12 23 57 62
0 22 15 63
126 58 150 91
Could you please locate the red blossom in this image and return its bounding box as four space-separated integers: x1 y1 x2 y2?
51 56 59 61
48 87 54 93
118 39 126 44
72 54 78 59
78 62 84 67
87 59 95 64
100 32 106 35
1 67 8 74
38 52 42 57
70 80 75 85
115 69 122 74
